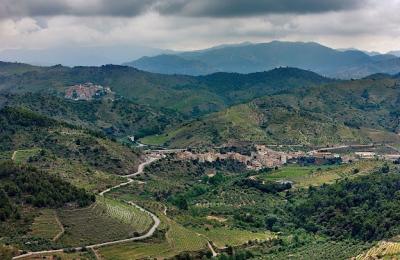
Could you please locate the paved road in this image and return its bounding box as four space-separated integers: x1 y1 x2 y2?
13 156 162 260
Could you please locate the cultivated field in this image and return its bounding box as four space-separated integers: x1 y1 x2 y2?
98 212 208 259
57 198 153 247
194 227 275 248
96 197 154 234
30 209 63 241
258 160 383 188
355 241 400 260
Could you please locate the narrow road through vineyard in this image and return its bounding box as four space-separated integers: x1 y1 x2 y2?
13 155 162 260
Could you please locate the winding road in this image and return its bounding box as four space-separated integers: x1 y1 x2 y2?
13 155 163 260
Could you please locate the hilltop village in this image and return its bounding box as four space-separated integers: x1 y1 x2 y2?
65 82 113 101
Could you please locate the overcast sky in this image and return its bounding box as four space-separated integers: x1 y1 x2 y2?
0 0 399 53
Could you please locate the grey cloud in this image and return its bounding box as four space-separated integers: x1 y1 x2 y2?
0 0 367 19
0 0 156 18
155 0 367 17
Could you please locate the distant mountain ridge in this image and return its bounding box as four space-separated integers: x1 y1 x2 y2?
125 41 400 79
388 51 400 57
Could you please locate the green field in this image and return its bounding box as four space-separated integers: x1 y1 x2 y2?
194 227 275 248
140 133 173 146
30 209 63 241
257 160 383 188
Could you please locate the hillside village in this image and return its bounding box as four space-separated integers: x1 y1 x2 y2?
64 82 112 101
174 144 400 170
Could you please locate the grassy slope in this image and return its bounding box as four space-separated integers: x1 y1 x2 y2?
145 76 400 147
0 107 143 196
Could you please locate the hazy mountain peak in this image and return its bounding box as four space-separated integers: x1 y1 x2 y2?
125 41 400 79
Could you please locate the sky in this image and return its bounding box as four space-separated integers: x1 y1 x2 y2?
0 0 399 53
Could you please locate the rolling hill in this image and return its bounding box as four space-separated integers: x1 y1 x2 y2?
0 106 142 177
0 62 333 116
3 92 184 139
141 75 400 147
126 41 400 79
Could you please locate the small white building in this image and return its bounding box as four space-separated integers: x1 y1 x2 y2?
355 152 376 159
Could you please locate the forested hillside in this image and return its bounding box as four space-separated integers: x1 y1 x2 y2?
0 63 332 116
4 93 183 138
142 75 400 147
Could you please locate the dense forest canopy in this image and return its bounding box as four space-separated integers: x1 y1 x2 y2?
291 170 400 241
0 161 94 218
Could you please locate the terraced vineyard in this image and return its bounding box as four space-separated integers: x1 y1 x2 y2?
57 198 153 247
98 212 208 259
96 197 154 234
164 216 207 252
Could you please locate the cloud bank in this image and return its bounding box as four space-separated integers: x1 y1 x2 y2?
0 0 399 55
0 0 367 19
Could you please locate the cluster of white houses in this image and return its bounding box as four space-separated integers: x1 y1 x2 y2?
175 144 400 170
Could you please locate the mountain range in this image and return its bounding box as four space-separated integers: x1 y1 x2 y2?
125 41 400 79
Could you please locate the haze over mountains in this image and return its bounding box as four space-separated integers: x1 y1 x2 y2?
0 45 168 67
2 41 399 79
126 41 400 79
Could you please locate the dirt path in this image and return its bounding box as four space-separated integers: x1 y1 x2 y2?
52 213 65 242
99 156 161 196
92 248 102 260
13 155 162 260
207 241 218 257
11 150 17 160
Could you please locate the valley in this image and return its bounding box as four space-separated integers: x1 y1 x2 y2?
1 60 400 260
2 1 400 259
